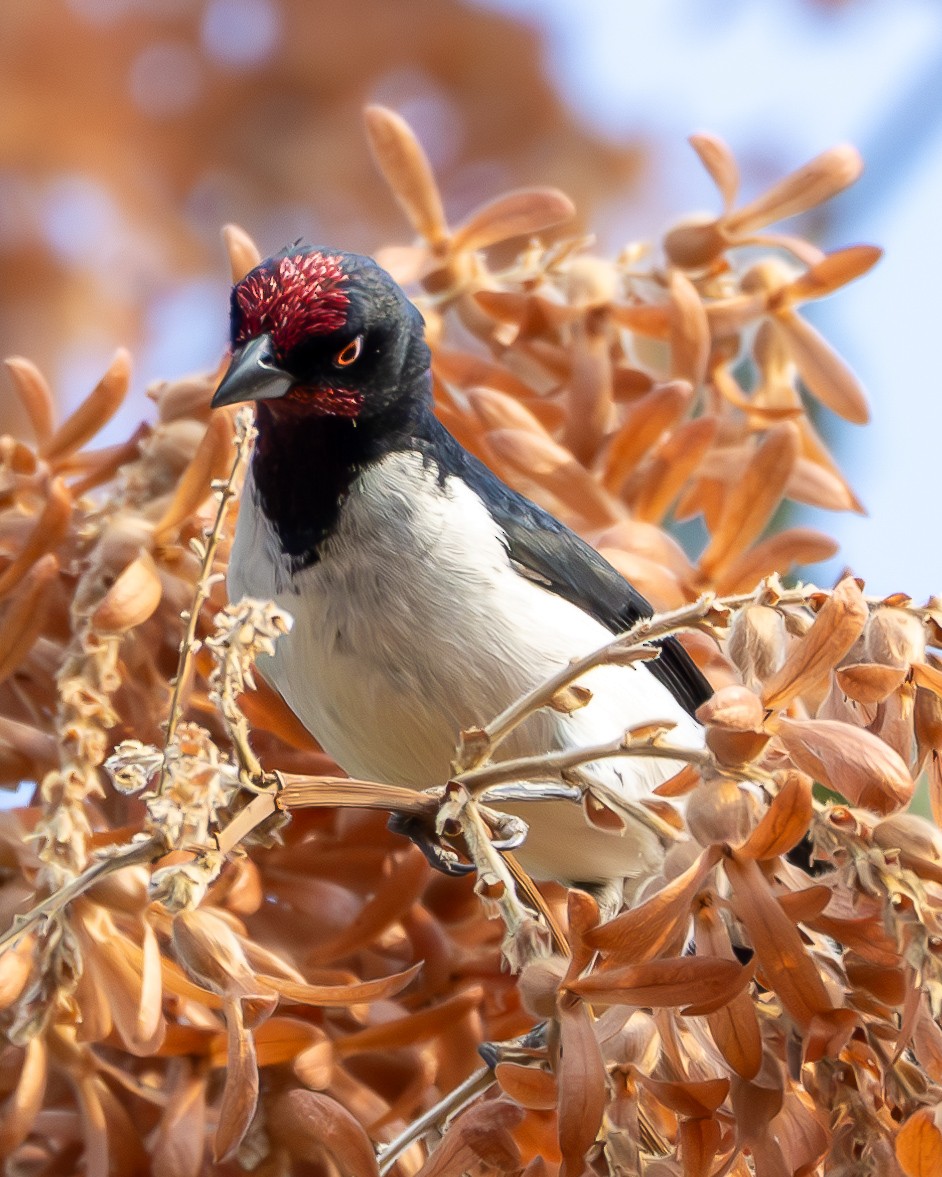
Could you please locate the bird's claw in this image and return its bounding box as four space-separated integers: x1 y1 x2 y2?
387 811 476 876
478 1022 548 1068
482 810 528 854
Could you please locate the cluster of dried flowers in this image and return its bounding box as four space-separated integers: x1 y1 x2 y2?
1 107 941 1176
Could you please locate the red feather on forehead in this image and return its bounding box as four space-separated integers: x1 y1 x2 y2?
234 252 350 360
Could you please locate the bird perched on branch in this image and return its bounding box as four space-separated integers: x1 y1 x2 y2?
213 244 710 901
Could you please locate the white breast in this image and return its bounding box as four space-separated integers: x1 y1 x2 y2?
228 450 703 885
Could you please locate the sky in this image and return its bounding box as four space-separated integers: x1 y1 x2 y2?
474 0 942 602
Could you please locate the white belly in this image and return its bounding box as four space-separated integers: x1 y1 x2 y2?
228 451 702 884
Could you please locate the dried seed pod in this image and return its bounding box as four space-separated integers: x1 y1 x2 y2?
517 955 567 1020
604 1010 661 1070
728 606 788 689
685 777 763 847
864 606 926 669
663 215 728 270
151 374 216 423
873 813 942 864
565 256 619 308
90 552 163 633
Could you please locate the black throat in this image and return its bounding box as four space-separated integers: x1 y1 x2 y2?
250 397 428 566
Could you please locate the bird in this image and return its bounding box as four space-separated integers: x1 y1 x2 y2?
212 243 711 902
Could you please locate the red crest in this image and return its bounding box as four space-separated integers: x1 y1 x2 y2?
234 251 350 360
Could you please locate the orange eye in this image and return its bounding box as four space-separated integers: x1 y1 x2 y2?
334 335 363 367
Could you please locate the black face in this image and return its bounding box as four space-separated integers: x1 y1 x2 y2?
212 244 432 421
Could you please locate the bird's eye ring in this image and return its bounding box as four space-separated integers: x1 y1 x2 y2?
333 335 363 367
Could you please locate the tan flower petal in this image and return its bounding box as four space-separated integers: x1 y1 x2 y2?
364 105 448 246
611 300 671 338
0 1037 46 1154
772 310 870 424
694 901 762 1080
417 1101 524 1177
41 348 131 462
739 771 813 861
336 986 483 1056
0 553 58 685
597 546 686 610
0 477 71 601
221 223 261 282
700 422 800 580
260 961 421 1007
557 998 607 1176
213 997 259 1162
725 853 832 1030
777 717 913 813
679 1117 723 1177
689 132 740 211
486 427 623 526
778 244 882 306
723 144 863 236
836 662 908 705
786 456 862 512
306 849 430 964
434 346 539 399
705 291 769 338
668 269 710 387
564 324 615 464
153 410 237 542
152 373 217 423
268 1088 380 1175
762 576 868 709
568 955 743 1008
136 919 165 1053
896 1105 942 1177
4 356 56 445
152 1066 206 1177
601 380 693 495
638 1074 730 1119
715 527 839 596
495 1062 558 1110
451 188 575 254
467 386 553 439
630 414 719 525
585 846 721 961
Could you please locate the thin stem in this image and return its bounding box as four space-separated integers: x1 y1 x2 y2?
376 1066 494 1175
0 837 162 953
157 409 254 793
458 595 726 773
458 731 713 796
441 786 548 966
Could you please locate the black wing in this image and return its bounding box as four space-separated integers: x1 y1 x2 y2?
419 415 713 717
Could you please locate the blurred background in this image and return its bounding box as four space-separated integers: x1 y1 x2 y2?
0 0 938 597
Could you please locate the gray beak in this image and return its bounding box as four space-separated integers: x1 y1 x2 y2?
211 334 295 408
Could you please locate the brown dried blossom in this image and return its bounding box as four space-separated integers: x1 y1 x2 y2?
0 107 939 1177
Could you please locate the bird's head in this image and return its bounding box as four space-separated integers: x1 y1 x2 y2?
211 244 431 421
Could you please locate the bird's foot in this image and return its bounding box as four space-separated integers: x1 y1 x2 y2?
386 811 475 876
478 1022 548 1069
